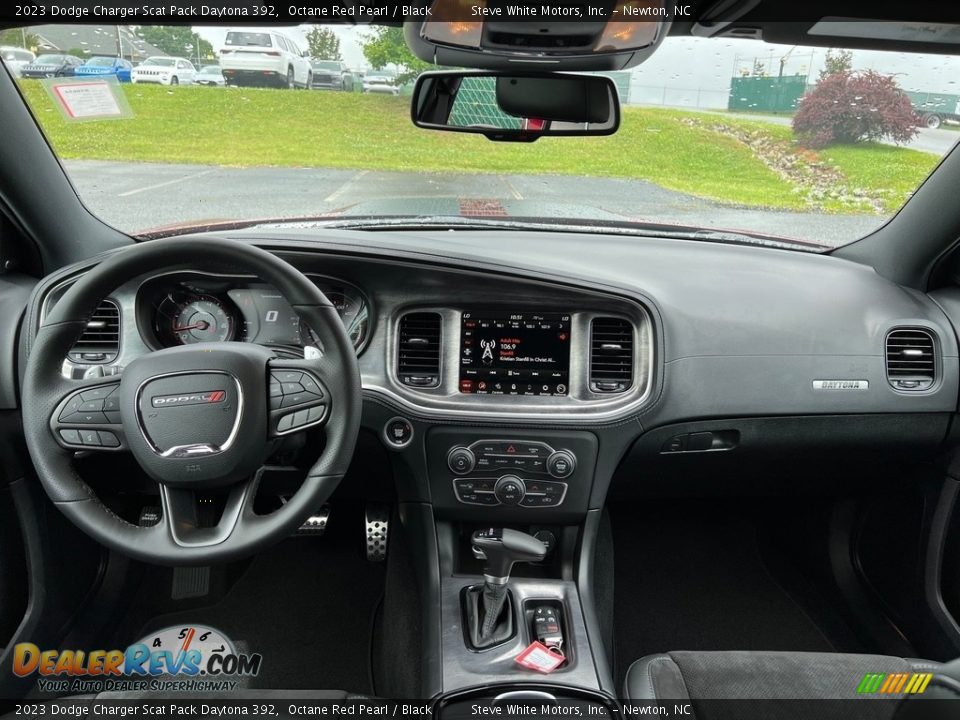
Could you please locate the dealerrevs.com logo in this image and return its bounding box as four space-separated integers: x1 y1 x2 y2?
13 625 262 694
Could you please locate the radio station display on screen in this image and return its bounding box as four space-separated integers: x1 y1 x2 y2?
459 312 571 397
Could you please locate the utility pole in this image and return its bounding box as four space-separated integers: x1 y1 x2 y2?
116 25 123 59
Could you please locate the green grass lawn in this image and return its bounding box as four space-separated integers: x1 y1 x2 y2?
18 82 943 214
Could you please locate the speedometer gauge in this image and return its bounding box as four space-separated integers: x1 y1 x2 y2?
172 297 235 345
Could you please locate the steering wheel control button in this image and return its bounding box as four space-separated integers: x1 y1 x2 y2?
298 374 324 397
98 431 120 448
59 429 81 445
277 414 295 433
270 371 326 411
494 475 526 505
80 429 101 446
447 446 476 475
383 417 414 450
546 450 576 479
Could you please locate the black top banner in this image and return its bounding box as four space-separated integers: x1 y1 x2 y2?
2 1 958 25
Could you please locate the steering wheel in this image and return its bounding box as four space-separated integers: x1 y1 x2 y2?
21 238 362 565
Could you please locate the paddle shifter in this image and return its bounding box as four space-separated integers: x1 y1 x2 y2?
465 528 547 649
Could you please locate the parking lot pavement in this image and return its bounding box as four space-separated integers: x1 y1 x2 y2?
65 160 884 248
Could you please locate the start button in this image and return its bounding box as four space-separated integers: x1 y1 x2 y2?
383 416 414 449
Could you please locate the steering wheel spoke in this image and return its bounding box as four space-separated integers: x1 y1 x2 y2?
159 474 256 548
267 359 330 437
50 378 126 452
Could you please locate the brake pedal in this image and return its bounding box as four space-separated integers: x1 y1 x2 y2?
365 504 390 562
298 505 331 535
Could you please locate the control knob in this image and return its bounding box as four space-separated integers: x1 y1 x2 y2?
547 450 576 479
494 475 526 506
447 446 476 475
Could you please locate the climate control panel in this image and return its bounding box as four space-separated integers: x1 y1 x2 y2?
427 428 597 520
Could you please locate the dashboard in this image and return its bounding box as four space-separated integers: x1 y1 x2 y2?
18 227 960 522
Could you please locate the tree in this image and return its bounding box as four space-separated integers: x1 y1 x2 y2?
361 27 433 84
793 70 920 149
819 48 853 80
0 28 40 50
305 27 341 60
136 27 213 60
66 47 90 59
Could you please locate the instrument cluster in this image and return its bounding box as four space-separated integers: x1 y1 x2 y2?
138 272 371 356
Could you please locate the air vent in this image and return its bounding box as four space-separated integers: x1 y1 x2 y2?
589 317 634 393
69 299 120 364
886 328 936 391
397 312 441 388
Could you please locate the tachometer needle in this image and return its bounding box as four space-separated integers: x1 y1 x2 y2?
174 321 210 332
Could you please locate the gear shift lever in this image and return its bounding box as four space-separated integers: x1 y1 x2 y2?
467 528 547 645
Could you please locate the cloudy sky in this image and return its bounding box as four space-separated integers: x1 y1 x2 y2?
195 25 960 108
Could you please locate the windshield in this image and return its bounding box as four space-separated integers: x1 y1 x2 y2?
33 55 66 64
141 57 176 67
199 66 221 74
225 32 272 47
85 57 117 67
13 24 960 248
313 61 342 70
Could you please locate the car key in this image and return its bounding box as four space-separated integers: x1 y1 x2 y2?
532 605 564 652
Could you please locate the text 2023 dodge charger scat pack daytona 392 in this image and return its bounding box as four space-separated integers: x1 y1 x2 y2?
2 2 960 719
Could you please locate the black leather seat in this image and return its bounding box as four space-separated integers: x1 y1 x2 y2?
624 651 960 720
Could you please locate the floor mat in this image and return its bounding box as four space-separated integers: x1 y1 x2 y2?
610 502 841 687
136 509 385 693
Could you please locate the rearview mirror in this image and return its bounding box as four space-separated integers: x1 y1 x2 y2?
411 71 620 142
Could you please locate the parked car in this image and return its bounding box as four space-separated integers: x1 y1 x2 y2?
19 53 83 79
196 65 226 87
362 72 399 95
0 46 35 78
74 56 133 83
220 29 311 89
130 57 197 86
311 60 354 91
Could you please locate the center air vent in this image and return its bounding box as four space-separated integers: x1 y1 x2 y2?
397 312 441 388
589 317 634 393
886 328 936 391
69 299 120 364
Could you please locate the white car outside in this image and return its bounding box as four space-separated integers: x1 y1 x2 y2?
1 46 36 78
219 29 311 89
131 57 197 86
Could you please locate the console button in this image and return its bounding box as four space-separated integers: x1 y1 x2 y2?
494 475 525 506
447 447 476 475
547 450 576 479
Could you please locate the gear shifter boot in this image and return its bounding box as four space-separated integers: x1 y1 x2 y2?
464 584 515 649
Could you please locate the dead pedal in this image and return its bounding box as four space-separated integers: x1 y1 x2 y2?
365 504 390 562
298 505 331 535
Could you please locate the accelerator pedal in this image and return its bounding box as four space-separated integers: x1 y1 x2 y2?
365 504 390 562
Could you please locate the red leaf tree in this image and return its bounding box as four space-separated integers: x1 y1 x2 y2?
793 70 920 149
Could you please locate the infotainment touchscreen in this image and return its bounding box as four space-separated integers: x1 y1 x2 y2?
459 312 571 396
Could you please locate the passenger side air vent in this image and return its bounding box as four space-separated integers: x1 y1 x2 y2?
589 317 634 393
69 299 120 364
886 328 936 391
397 312 441 388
